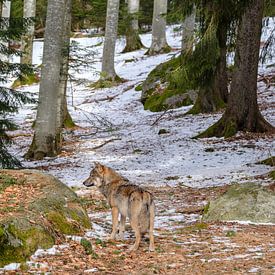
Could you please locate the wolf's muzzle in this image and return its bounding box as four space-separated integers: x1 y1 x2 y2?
83 179 95 187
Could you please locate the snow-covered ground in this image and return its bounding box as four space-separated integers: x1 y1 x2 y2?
8 22 275 189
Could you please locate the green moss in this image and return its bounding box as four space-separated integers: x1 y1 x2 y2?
67 207 91 229
46 211 81 235
11 73 39 89
224 120 237 138
257 156 275 167
0 174 19 193
144 87 192 112
90 75 125 89
269 170 275 180
203 202 210 215
135 84 142 91
63 112 76 129
0 221 54 267
182 222 208 233
80 238 93 254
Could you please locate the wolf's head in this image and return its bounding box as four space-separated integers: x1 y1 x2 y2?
83 162 105 187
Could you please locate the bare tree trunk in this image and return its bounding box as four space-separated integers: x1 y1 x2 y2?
26 0 67 160
123 0 143 52
56 0 75 130
181 5 196 54
21 0 36 64
101 0 120 80
0 1 11 62
148 0 170 55
197 0 274 138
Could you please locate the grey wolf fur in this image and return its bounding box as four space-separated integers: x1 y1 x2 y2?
83 162 155 252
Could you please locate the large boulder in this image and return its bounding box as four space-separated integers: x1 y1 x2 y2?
203 183 275 223
141 57 197 112
0 170 91 267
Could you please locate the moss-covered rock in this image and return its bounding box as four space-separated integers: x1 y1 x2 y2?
141 57 197 112
203 183 275 223
0 170 91 267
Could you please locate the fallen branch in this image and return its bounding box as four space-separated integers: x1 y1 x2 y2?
151 109 172 126
87 138 121 151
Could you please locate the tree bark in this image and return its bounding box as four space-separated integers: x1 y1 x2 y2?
21 0 36 64
122 0 143 52
188 20 228 114
0 0 11 63
147 0 170 55
26 0 67 160
101 0 120 80
181 5 196 54
197 0 274 138
56 0 75 130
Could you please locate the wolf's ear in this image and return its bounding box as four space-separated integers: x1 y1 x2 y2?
94 161 101 167
94 162 104 171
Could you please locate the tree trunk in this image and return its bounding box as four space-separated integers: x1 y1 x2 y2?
26 0 67 160
188 20 228 114
197 0 274 138
101 0 120 80
21 0 36 64
181 5 196 54
147 0 170 55
56 0 75 130
122 0 143 52
0 1 11 63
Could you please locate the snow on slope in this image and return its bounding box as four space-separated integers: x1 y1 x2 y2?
8 23 275 188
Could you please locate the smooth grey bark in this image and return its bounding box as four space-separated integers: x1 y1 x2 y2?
56 0 74 130
27 0 67 159
0 1 11 62
101 0 120 80
181 6 196 54
21 0 36 64
148 0 169 55
123 0 143 52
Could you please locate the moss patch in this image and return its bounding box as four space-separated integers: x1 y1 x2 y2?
203 183 275 223
90 75 125 89
141 56 196 112
12 73 40 89
0 174 18 193
0 218 54 267
0 170 91 267
257 156 275 167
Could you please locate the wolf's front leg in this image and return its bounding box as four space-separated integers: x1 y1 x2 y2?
110 207 119 240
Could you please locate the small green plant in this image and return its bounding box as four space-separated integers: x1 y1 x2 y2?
0 174 18 193
135 84 142 91
226 230 236 237
80 238 94 255
95 238 106 247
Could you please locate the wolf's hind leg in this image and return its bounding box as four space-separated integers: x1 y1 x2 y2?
119 214 126 239
148 202 155 252
110 207 119 240
129 217 141 251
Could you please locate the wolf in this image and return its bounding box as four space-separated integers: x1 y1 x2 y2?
83 162 155 252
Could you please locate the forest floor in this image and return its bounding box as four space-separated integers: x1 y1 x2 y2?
3 184 274 274
2 22 275 274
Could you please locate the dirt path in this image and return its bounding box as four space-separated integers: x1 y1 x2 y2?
6 185 274 275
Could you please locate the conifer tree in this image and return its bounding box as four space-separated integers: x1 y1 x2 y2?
197 0 274 137
0 2 35 168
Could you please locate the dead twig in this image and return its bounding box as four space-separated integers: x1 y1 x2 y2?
86 138 121 151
